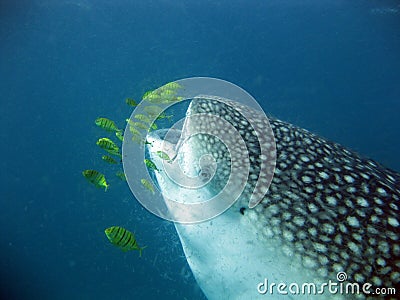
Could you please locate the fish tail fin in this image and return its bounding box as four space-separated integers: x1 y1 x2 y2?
105 184 109 192
139 246 148 257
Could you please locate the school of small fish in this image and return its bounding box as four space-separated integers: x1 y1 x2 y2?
82 81 182 256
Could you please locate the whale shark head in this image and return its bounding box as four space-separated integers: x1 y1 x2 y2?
146 96 400 299
146 95 276 223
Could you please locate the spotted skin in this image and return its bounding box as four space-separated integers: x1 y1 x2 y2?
149 97 400 299
255 118 400 291
189 97 400 296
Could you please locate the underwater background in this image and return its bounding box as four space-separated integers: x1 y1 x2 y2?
1 0 399 299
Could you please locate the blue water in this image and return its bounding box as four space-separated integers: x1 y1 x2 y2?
1 0 399 299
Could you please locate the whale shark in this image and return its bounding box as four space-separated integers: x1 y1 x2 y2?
146 96 400 299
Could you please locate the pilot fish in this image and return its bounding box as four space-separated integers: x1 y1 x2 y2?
95 117 120 132
82 169 109 191
105 226 147 257
146 97 400 299
96 137 121 157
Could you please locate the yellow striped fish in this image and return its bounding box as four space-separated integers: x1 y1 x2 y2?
115 131 124 142
131 133 144 145
155 150 172 162
163 81 182 90
127 120 148 130
143 105 163 117
142 90 153 98
125 98 138 107
96 138 121 156
144 90 176 104
134 114 151 124
105 226 147 257
142 82 182 104
156 112 173 121
141 178 155 194
95 117 120 132
82 169 109 191
102 155 118 164
142 90 161 102
115 171 126 181
149 122 157 130
128 124 141 136
144 158 159 171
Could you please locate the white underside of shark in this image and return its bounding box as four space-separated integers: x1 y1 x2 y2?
175 210 310 300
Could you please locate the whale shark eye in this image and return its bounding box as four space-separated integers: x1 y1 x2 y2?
200 171 208 178
199 167 212 182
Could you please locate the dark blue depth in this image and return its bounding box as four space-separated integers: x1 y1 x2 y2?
0 0 399 299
